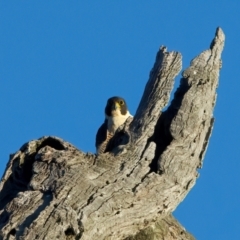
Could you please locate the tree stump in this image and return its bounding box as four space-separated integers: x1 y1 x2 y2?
0 28 225 240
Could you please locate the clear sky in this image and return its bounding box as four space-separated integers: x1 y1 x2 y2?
0 1 238 239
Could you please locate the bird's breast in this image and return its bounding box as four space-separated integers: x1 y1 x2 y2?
107 112 131 133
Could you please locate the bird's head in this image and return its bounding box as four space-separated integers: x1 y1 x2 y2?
105 96 128 117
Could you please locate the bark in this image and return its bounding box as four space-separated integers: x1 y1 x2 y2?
0 28 224 240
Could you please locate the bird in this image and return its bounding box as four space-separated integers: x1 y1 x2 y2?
96 96 133 154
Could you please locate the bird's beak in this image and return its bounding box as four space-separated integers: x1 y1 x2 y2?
112 102 121 110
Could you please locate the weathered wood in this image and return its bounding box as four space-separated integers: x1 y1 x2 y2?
125 214 195 240
0 28 224 240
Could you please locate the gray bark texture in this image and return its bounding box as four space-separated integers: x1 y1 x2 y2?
0 28 224 240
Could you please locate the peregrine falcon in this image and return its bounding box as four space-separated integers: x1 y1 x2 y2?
96 96 133 154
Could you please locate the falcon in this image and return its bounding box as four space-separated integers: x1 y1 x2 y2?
96 96 133 154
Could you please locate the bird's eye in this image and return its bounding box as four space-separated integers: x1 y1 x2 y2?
119 100 124 105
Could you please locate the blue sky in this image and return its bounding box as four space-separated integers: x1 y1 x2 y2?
0 1 239 239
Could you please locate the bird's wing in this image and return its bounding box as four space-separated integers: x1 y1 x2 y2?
95 120 112 154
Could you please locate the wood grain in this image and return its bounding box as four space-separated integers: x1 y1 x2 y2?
0 28 224 240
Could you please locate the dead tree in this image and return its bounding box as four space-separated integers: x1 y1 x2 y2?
0 28 224 240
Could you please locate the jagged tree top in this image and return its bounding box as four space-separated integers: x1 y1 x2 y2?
0 28 224 240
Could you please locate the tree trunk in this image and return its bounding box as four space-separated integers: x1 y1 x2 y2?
0 28 224 240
